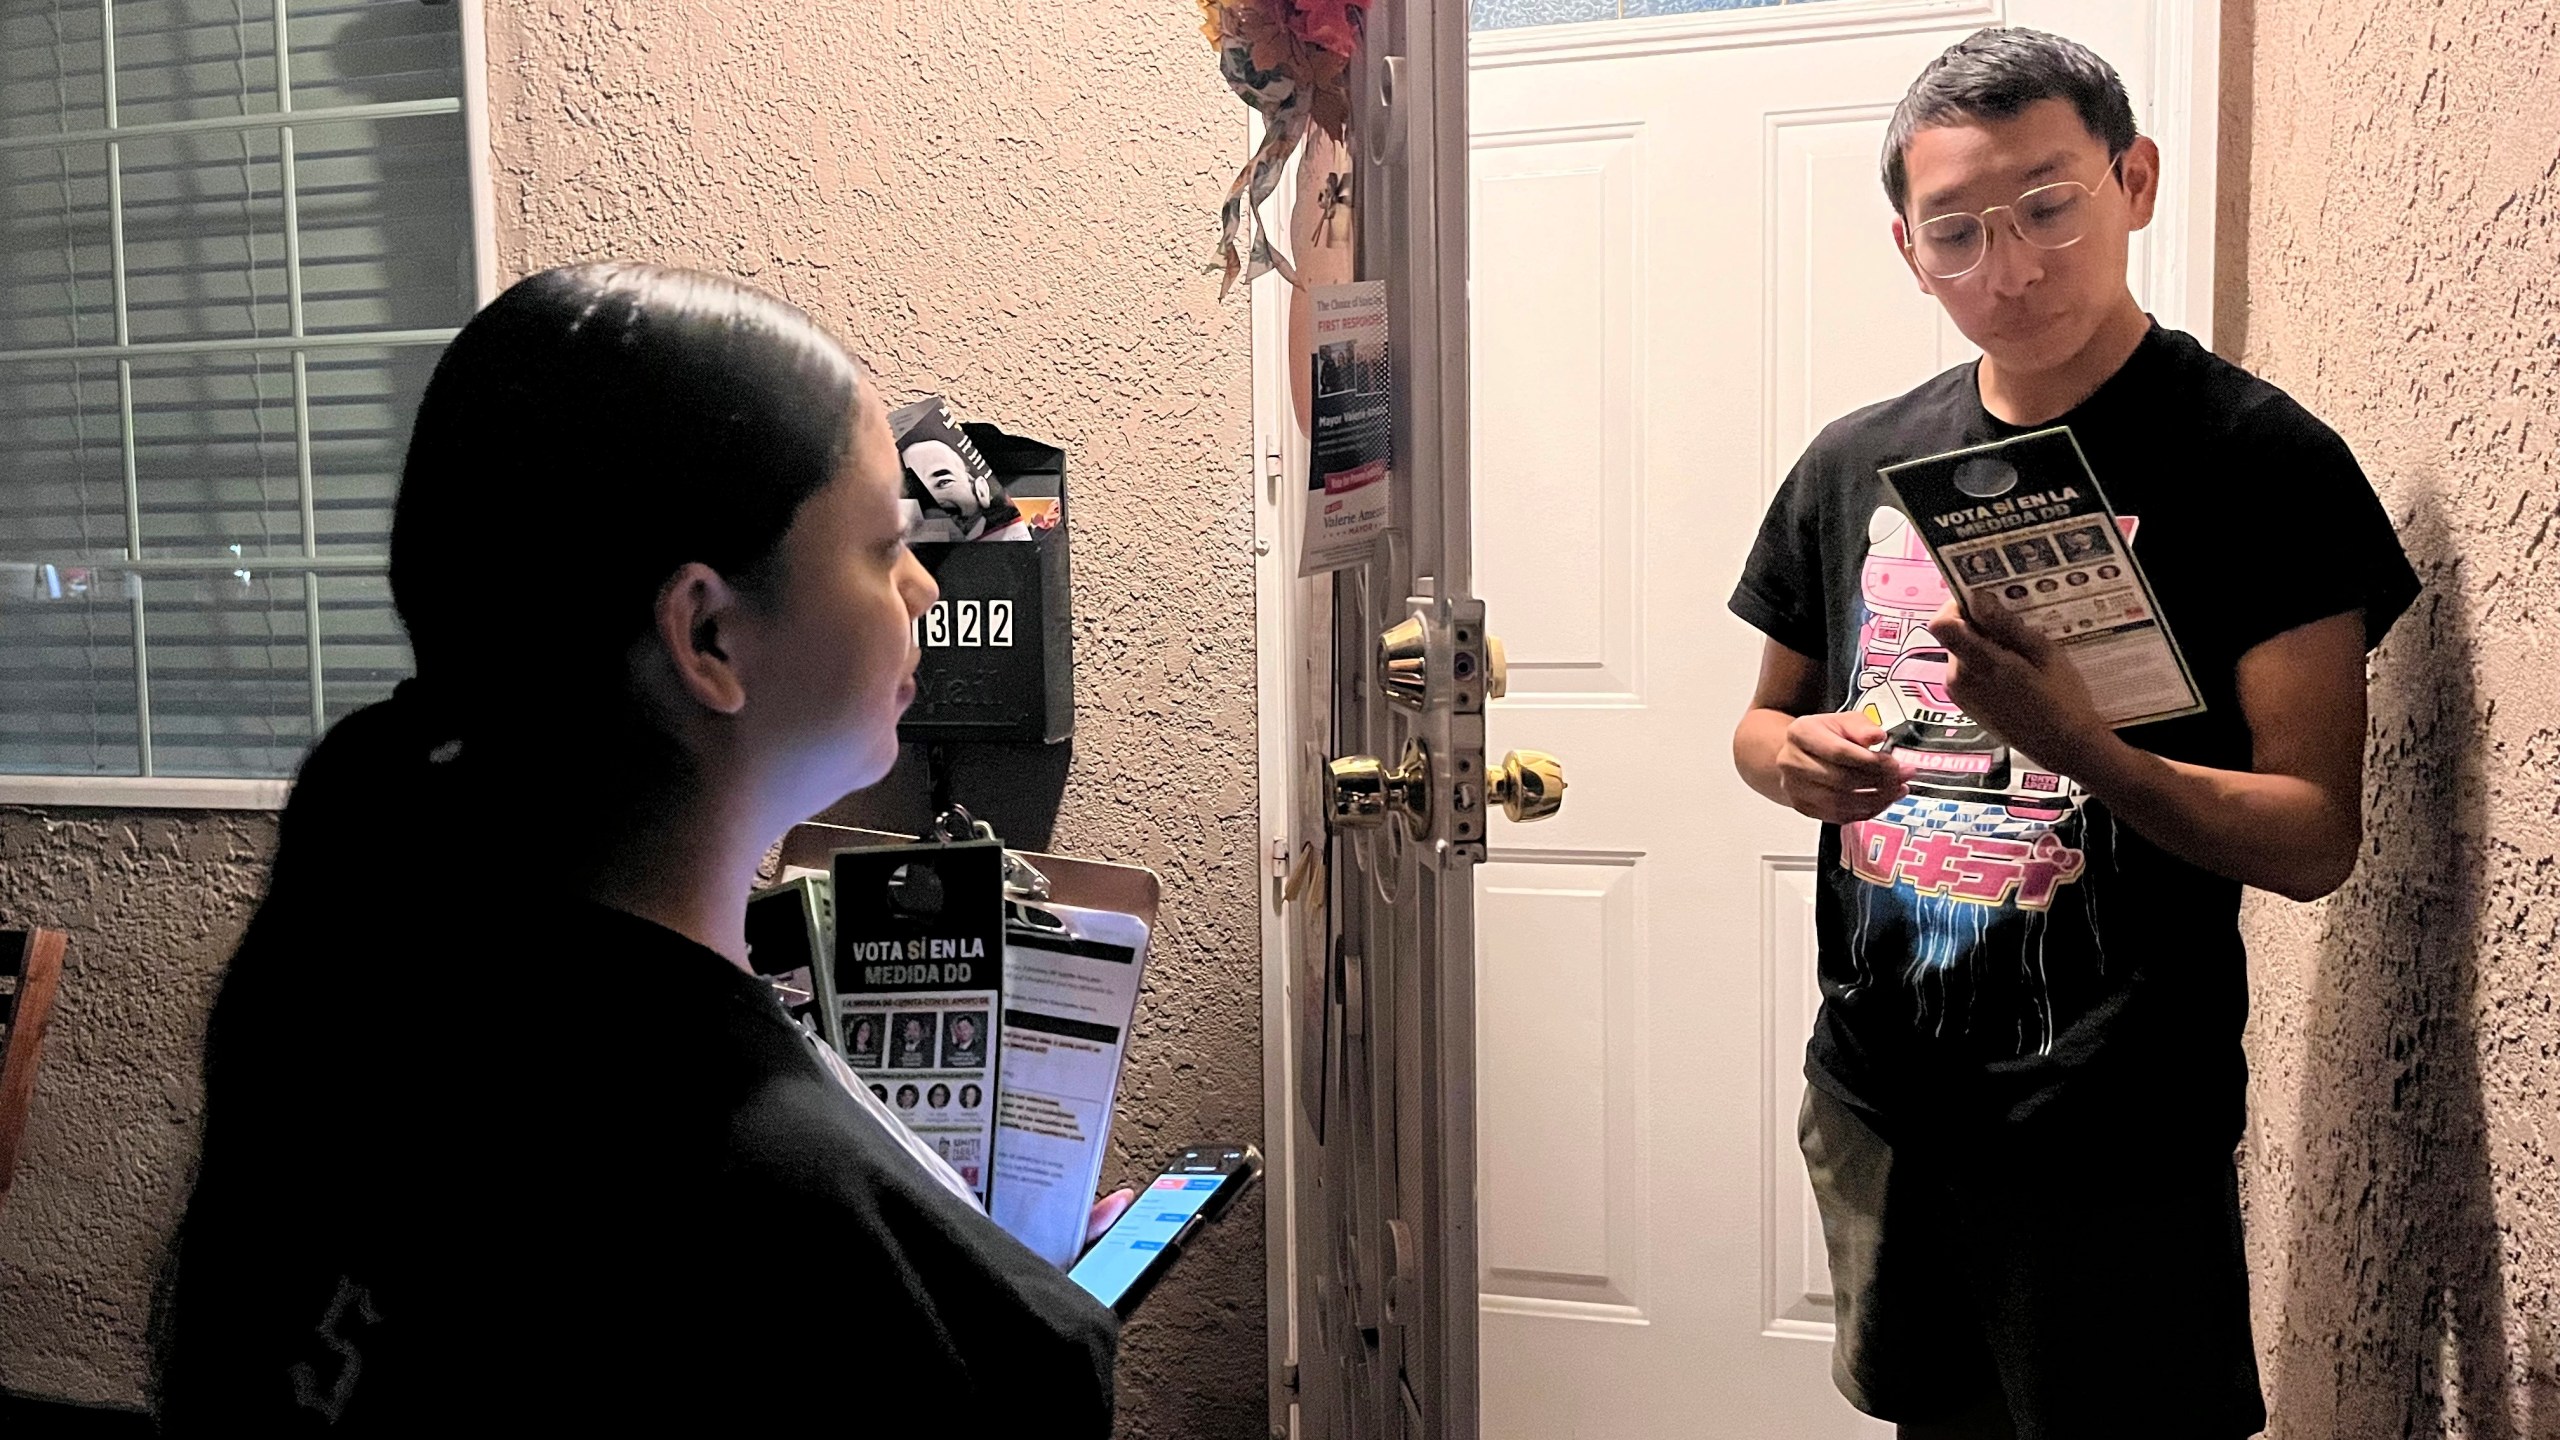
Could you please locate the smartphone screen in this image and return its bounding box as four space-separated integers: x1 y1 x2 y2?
1067 1145 1258 1316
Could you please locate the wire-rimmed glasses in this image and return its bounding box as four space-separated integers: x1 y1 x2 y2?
1905 156 2126 281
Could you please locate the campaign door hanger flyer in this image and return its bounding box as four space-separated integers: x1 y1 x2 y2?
1878 426 2204 729
1299 281 1393 578
830 841 1008 1206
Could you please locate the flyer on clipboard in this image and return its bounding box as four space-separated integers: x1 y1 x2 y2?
1878 426 2204 729
988 903 1151 1268
830 841 1008 1207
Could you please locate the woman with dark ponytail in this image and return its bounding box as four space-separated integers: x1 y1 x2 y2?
155 264 1120 1432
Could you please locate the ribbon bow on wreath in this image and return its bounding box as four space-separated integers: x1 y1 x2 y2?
1197 0 1368 296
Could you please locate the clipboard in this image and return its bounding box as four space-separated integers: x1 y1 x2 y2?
986 898 1153 1264
774 821 1162 1263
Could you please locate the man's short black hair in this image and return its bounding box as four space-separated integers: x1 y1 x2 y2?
1881 27 2138 216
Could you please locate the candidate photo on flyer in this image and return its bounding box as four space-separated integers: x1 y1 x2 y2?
845 1011 885 1069
893 1013 937 1069
942 1010 990 1069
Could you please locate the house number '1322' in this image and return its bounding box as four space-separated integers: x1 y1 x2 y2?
916 600 1015 648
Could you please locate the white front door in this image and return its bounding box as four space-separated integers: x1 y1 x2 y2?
1465 3 2216 1435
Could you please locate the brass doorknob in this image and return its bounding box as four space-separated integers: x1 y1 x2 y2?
1488 749 1565 823
1326 740 1431 835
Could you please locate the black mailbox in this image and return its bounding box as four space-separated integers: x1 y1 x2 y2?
896 421 1074 745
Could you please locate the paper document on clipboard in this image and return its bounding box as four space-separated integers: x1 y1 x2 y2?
989 902 1150 1268
1878 426 2204 729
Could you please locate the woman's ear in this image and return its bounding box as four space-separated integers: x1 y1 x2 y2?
650 561 750 716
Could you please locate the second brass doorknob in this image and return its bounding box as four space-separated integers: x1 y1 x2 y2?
1488 749 1566 824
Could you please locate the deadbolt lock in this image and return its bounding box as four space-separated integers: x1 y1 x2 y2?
1378 615 1430 710
1379 618 1510 712
1489 749 1566 824
1326 739 1433 836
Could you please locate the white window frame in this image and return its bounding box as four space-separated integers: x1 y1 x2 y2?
0 0 497 812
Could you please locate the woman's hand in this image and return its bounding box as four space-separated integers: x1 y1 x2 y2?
1084 1188 1137 1252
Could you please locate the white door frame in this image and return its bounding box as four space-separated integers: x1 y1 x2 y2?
1250 128 1312 1436
1253 6 2218 1434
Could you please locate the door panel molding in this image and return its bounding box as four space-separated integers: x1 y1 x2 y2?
1763 104 1981 507
2138 0 2218 342
1478 852 1651 1314
1759 855 1836 1340
1471 121 1646 703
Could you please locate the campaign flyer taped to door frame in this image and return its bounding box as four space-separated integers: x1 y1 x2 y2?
1299 280 1393 577
1878 426 2203 729
831 841 1007 1206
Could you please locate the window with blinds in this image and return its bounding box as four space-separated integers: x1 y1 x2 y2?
1 0 472 784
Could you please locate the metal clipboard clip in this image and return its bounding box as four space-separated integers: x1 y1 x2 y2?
928 802 1055 904
783 820 1159 936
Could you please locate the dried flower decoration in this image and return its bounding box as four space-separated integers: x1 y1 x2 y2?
1199 0 1368 295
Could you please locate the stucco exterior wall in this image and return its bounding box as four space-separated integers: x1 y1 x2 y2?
2221 1 2560 1433
0 2 1261 1430
0 810 276 1403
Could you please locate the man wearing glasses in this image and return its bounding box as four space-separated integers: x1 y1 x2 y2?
1728 28 2417 1440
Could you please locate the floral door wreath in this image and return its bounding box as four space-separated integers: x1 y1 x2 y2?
1197 0 1369 295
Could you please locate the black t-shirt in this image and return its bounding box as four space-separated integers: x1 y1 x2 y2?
165 878 1117 1431
1730 324 2417 1146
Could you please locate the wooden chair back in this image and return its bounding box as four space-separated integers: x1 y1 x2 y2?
0 928 67 1216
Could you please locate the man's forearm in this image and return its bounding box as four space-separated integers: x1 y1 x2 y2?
1733 707 1797 807
2067 734 2361 901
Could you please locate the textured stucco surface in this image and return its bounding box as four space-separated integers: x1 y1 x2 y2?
0 809 276 1402
0 2 1261 1428
476 2 1265 1436
2222 2 2560 1434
